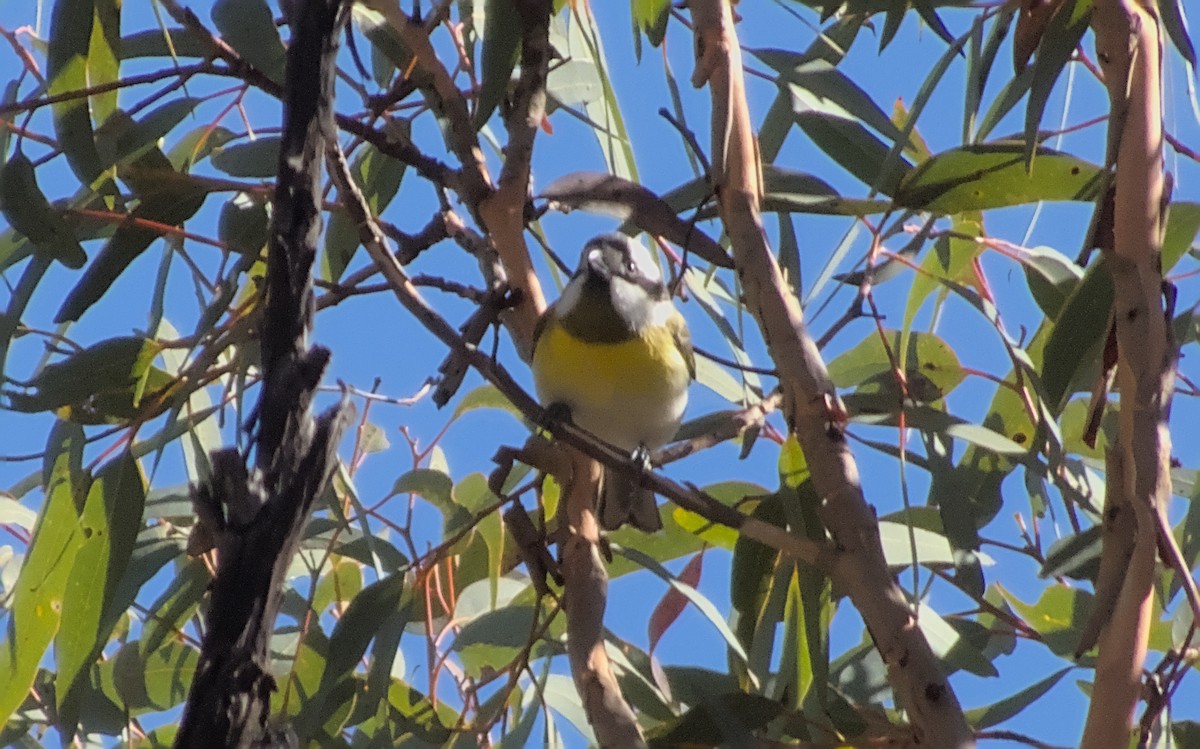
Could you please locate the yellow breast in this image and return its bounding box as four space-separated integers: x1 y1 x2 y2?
531 319 690 450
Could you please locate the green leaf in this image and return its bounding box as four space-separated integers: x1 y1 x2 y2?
392 468 454 510
670 481 761 550
0 154 88 268
452 605 538 679
7 336 175 422
1164 201 1200 271
303 518 409 573
0 80 17 161
827 329 966 404
386 680 454 743
311 556 364 614
894 143 1105 213
89 0 122 125
323 141 408 280
350 606 407 727
965 7 1015 142
878 522 957 568
101 526 186 641
218 192 270 256
120 28 211 59
100 99 202 167
791 110 912 195
998 583 1094 658
0 423 87 720
731 493 783 653
616 544 752 676
211 0 286 82
1160 0 1197 65
140 559 209 655
1025 0 1092 162
917 606 997 677
450 384 526 423
327 574 405 679
943 423 1030 457
760 166 891 215
48 0 106 186
559 13 638 180
753 50 903 143
1174 720 1200 748
168 125 238 172
966 667 1071 729
56 450 147 736
295 573 407 739
631 0 670 47
55 175 209 323
1040 525 1102 582
1040 257 1112 414
475 0 521 129
1023 245 1084 318
109 640 199 713
650 692 784 746
353 5 430 90
210 137 282 178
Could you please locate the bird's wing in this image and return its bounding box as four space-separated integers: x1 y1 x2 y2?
668 311 696 380
531 304 555 357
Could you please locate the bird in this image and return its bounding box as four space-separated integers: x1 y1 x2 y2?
531 233 694 532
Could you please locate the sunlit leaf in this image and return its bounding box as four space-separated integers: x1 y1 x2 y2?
56 450 147 735
828 329 966 404
0 423 87 720
631 0 670 47
89 0 122 125
894 143 1105 213
48 0 106 186
7 336 175 423
917 605 997 677
998 583 1094 658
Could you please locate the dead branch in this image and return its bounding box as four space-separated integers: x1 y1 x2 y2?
174 2 354 746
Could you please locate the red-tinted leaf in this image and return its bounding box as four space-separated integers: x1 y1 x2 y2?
648 551 704 653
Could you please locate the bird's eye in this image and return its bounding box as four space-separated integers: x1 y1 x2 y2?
625 258 636 273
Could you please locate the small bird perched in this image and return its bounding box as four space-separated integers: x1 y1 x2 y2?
531 234 694 532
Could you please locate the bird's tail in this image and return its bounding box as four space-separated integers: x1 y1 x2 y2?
599 467 662 532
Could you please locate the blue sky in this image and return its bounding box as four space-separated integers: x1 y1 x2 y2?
1 0 1199 746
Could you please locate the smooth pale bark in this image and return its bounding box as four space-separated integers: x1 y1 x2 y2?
686 1 974 746
1081 1 1172 746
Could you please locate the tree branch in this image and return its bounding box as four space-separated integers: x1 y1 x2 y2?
174 2 353 746
685 2 974 745
1081 1 1172 746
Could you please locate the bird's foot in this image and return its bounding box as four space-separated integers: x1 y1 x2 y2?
631 444 652 474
